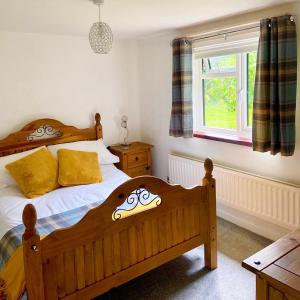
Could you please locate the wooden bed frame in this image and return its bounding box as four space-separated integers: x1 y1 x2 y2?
0 113 217 300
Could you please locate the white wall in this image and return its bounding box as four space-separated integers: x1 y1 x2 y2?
0 31 141 146
138 2 300 186
1 3 299 186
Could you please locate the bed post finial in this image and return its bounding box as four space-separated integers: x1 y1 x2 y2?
23 204 37 241
95 113 103 139
203 158 214 186
95 113 101 126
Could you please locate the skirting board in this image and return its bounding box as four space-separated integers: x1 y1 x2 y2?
217 202 290 241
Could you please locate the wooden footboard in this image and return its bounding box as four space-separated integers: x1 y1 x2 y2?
22 158 217 300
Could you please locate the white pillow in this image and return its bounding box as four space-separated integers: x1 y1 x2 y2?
48 139 119 165
0 146 47 187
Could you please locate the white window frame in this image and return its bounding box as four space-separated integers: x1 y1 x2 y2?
193 40 258 140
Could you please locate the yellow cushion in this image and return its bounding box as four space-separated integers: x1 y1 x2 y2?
5 148 59 198
57 149 102 186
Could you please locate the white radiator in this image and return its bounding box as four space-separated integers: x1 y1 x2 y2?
168 154 300 240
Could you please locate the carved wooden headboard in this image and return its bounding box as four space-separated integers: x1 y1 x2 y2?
0 113 103 157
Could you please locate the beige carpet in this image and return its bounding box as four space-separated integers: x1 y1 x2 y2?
96 218 271 300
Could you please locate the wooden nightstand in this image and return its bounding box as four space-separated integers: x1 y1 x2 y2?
109 142 153 177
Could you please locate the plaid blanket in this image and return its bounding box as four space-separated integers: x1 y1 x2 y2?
0 201 101 272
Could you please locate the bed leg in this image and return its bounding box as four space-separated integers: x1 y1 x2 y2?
202 158 217 270
22 204 45 300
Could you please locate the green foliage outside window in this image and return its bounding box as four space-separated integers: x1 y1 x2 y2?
204 77 237 129
202 52 257 130
247 52 257 126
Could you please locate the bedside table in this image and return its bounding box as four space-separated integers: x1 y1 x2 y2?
109 142 153 177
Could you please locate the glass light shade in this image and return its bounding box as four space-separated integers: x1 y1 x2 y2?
89 21 113 54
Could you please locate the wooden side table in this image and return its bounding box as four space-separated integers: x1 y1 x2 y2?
242 229 300 300
109 142 153 177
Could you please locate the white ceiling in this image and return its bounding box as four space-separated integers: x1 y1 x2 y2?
0 0 294 39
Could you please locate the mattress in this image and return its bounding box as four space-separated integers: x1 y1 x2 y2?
0 164 130 240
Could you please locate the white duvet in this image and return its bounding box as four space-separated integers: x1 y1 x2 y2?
0 164 130 240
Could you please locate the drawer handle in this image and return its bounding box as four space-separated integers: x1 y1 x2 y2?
146 166 150 170
135 157 139 161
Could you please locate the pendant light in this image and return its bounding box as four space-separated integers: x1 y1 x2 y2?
89 0 113 54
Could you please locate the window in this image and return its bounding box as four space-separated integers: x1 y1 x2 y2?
193 46 257 143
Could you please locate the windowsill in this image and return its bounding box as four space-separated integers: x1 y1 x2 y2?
193 131 252 147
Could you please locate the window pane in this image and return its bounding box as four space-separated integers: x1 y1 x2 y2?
247 52 257 127
203 77 237 129
202 54 236 74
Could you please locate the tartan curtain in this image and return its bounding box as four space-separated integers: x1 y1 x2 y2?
169 38 193 138
252 15 297 156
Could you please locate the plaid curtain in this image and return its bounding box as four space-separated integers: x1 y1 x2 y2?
252 15 297 156
169 38 193 138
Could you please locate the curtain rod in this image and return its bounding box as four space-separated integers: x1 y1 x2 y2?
190 24 260 42
173 15 296 45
